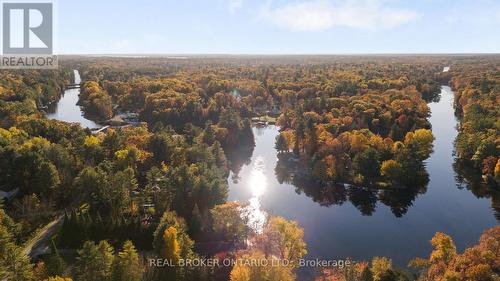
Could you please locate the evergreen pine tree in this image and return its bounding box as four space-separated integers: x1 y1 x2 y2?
46 239 65 276
0 212 34 281
112 240 143 281
188 204 202 237
74 240 114 281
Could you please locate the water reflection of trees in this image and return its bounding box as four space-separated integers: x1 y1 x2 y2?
275 153 428 217
454 159 500 220
226 133 255 183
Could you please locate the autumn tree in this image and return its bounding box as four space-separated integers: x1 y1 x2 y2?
380 160 403 184
403 129 434 162
408 227 500 280
43 277 73 281
211 202 250 245
495 159 500 184
254 216 307 266
33 261 50 281
152 211 194 259
370 257 393 281
79 81 113 120
163 227 181 262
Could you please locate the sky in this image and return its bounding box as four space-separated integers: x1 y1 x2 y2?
57 0 500 54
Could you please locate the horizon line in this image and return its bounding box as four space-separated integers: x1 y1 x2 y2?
57 52 500 57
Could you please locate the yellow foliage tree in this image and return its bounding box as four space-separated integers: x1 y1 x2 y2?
255 216 307 266
404 129 434 161
83 135 100 147
380 159 403 183
371 257 392 281
494 159 500 184
163 226 181 263
429 232 456 264
43 276 72 281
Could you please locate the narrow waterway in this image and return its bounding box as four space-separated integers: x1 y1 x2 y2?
228 86 498 276
47 70 101 129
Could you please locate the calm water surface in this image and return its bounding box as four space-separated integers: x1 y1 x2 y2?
47 76 498 276
228 86 498 274
47 70 101 129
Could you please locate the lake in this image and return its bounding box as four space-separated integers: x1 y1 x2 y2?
47 74 498 278
47 70 101 129
228 86 498 277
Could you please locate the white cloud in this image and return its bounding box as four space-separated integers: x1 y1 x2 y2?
260 0 420 31
381 8 420 28
229 0 243 13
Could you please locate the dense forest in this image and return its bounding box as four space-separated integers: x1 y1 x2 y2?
0 55 498 281
449 58 500 186
0 70 70 128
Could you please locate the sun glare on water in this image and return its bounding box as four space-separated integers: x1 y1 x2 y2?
245 156 268 232
249 157 267 197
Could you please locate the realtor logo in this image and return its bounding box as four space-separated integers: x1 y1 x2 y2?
2 2 53 54
0 1 56 69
